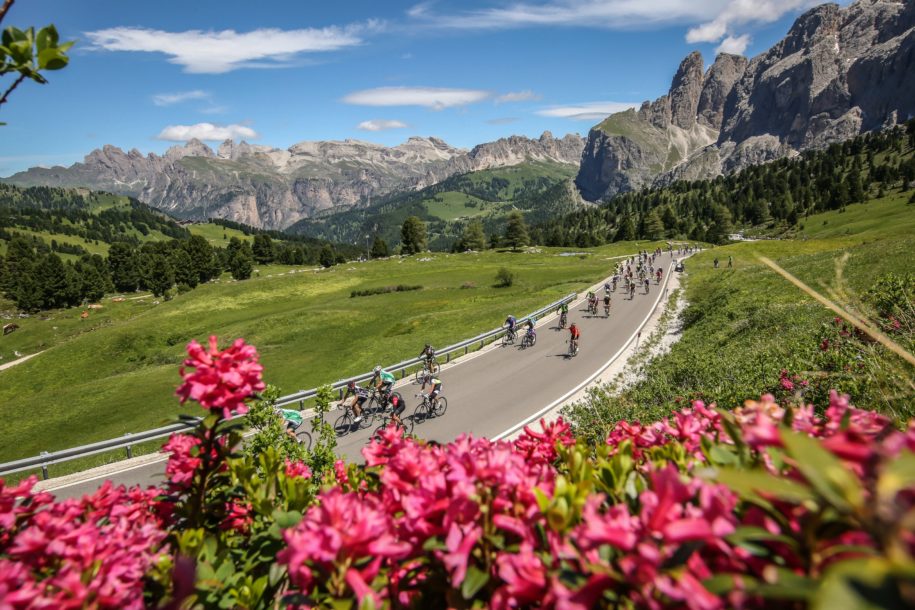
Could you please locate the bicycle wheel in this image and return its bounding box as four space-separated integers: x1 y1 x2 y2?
432 396 448 418
414 366 428 384
295 429 313 451
413 401 430 424
502 333 512 346
429 360 440 374
401 415 415 436
334 412 354 437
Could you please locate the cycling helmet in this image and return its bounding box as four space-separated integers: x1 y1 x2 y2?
373 365 382 374
347 380 356 390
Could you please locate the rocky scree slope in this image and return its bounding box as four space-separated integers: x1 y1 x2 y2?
576 0 915 201
4 133 583 231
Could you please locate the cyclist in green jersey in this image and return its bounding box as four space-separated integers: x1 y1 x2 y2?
371 365 396 396
277 408 305 441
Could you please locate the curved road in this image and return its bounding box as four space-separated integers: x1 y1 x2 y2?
46 256 681 499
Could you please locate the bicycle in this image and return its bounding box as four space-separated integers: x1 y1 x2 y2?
502 328 517 346
521 329 537 348
413 391 448 424
333 398 372 437
366 387 402 421
414 356 441 383
588 300 598 315
567 338 579 357
370 408 414 442
291 425 313 451
558 311 568 329
604 302 611 317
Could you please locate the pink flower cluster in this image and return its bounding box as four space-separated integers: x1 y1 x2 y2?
175 336 265 418
0 478 166 609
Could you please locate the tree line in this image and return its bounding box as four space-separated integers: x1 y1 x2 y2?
533 120 915 246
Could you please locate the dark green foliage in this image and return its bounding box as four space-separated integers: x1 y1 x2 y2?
350 284 422 298
503 211 529 250
494 267 514 288
400 216 428 255
182 235 219 284
534 121 915 246
251 234 275 264
144 253 174 298
455 218 487 252
106 242 140 292
319 244 335 268
370 236 389 259
228 248 253 281
169 247 197 289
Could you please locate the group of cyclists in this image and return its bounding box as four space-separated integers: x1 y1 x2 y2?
278 243 704 443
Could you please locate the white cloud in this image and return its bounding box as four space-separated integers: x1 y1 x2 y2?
716 33 752 54
536 101 638 121
157 123 259 142
343 87 490 110
687 0 820 46
357 119 409 131
495 90 541 104
85 23 380 74
152 90 209 106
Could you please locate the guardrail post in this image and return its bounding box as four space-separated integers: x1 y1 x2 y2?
299 400 304 410
464 346 468 355
446 353 450 363
39 451 49 480
125 433 133 459
400 369 405 379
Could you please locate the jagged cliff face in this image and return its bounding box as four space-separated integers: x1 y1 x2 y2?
4 133 584 230
577 0 915 201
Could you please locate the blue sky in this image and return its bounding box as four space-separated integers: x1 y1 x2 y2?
0 0 844 175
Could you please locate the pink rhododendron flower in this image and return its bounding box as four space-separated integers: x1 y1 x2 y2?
514 417 575 466
285 459 313 479
175 336 265 418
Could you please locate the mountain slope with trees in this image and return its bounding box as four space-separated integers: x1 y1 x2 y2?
534 120 915 247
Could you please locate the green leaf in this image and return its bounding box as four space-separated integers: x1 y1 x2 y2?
272 509 303 529
877 449 915 499
781 431 862 512
461 565 490 600
38 48 68 70
36 25 58 52
711 467 816 504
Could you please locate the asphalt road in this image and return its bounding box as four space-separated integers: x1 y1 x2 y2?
47 257 679 499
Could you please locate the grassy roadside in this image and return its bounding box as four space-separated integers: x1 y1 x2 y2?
565 189 915 442
0 242 662 463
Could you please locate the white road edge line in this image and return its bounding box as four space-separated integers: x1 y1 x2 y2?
493 255 688 441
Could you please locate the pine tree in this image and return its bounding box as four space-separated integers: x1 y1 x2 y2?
614 215 636 242
170 247 198 289
370 236 389 259
145 253 175 297
107 242 140 292
401 216 428 255
458 219 487 251
36 253 69 309
183 235 219 284
643 209 665 240
503 211 529 251
252 234 275 264
319 244 336 268
228 248 254 280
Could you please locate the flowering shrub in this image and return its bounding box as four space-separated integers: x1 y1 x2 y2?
1 336 914 609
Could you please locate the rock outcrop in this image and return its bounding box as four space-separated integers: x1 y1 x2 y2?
577 0 915 201
4 133 583 230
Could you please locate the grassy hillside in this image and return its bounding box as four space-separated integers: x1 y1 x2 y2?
0 242 660 463
565 186 915 443
290 161 581 250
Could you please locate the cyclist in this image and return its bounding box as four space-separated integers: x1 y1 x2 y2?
644 278 650 293
421 372 443 405
418 343 435 363
371 365 396 398
524 318 536 342
568 322 581 352
505 314 517 340
556 302 569 327
603 292 611 315
277 408 305 441
341 381 368 423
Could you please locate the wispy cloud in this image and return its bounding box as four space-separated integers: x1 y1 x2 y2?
686 0 820 47
152 90 209 106
495 90 541 104
715 33 751 54
486 117 520 125
408 1 821 54
343 86 490 110
85 22 382 74
357 119 410 131
536 101 638 121
157 122 259 142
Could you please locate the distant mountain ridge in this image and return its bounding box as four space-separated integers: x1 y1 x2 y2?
576 0 915 201
4 132 584 230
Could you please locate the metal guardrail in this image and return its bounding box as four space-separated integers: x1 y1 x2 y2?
0 292 578 479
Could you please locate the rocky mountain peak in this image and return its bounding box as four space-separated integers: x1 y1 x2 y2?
539 130 555 141
698 53 748 130
669 50 706 130
164 138 214 163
